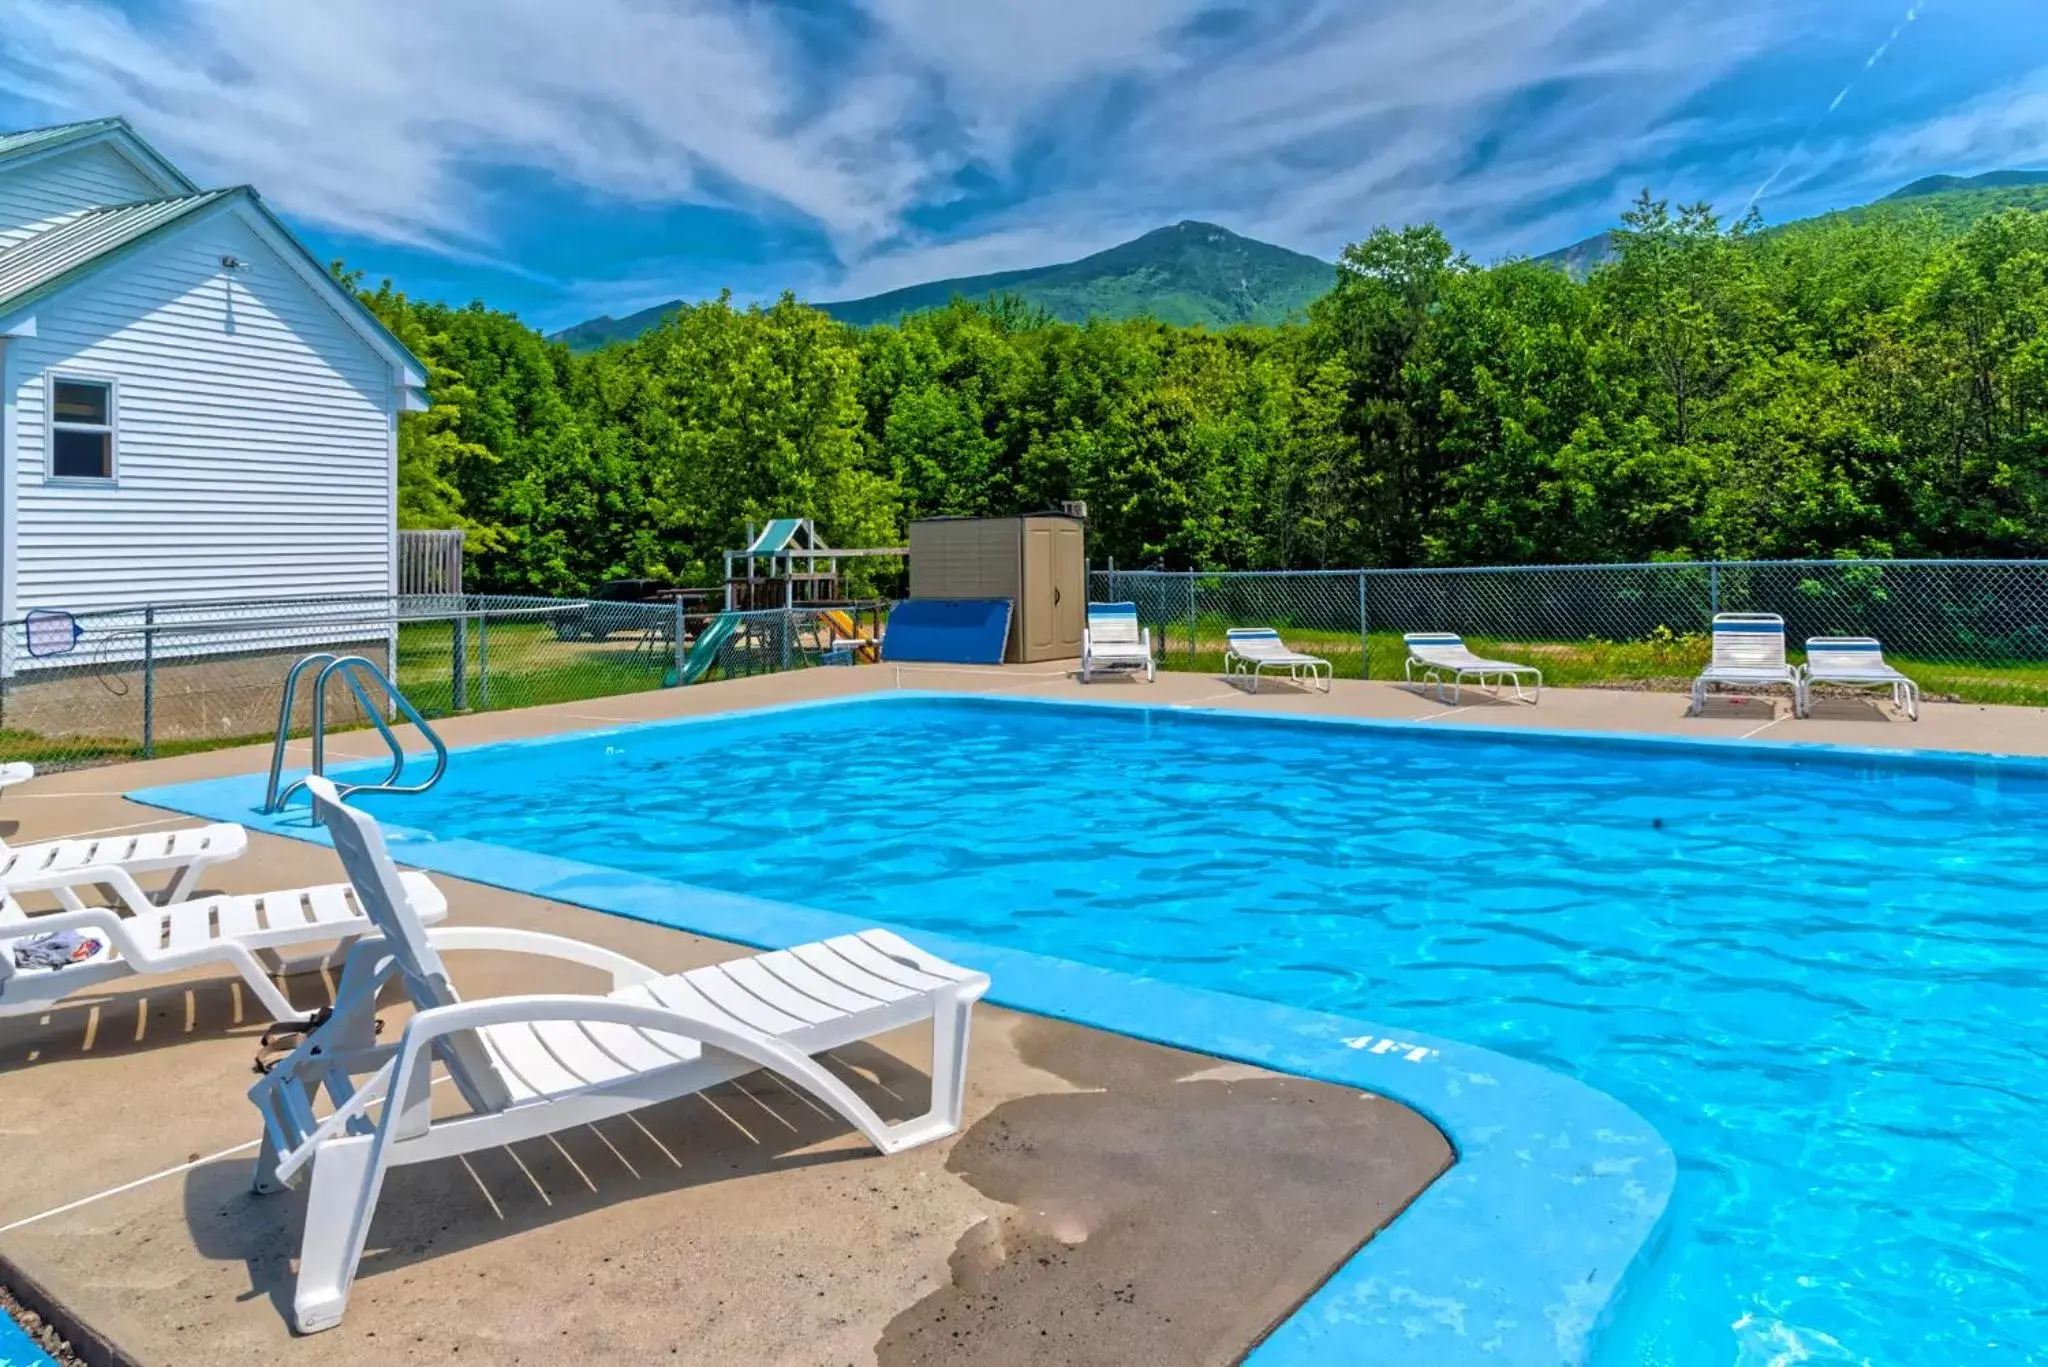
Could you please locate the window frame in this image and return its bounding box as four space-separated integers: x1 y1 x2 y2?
44 371 119 485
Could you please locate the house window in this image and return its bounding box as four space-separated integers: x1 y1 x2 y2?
49 376 115 481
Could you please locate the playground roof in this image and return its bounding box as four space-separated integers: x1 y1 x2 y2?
729 519 904 566
746 519 811 554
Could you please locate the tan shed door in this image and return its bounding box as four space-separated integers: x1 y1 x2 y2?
1024 525 1055 655
1051 522 1085 652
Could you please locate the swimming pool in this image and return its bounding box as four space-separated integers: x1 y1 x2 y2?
147 695 2046 1364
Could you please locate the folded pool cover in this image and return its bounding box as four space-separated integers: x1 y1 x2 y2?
883 599 1012 665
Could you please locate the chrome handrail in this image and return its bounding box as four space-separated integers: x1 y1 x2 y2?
263 654 448 813
263 653 340 812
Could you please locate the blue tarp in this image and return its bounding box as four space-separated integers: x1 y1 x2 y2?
882 599 1012 665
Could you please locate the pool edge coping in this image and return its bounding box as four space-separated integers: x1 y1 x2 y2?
127 688 1695 1365
0 1242 131 1367
220 683 2048 783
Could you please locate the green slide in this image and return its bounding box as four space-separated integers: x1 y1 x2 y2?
677 611 740 685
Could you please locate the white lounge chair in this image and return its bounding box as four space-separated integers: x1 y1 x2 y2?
1223 628 1332 693
0 861 448 1021
0 763 32 793
1 820 248 908
1081 602 1155 682
1690 613 1804 716
1403 633 1542 704
1799 637 1920 720
250 777 989 1334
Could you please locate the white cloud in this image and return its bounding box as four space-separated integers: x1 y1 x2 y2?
830 0 1804 291
1735 62 2048 222
853 0 1200 157
0 0 938 254
1850 68 2048 183
1111 0 1790 241
0 0 1820 308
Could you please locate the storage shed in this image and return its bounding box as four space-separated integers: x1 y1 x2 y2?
908 514 1085 663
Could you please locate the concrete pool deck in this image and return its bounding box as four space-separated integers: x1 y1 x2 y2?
0 841 1449 1367
5 665 2044 1364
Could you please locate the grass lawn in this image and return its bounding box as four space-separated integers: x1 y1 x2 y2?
0 726 273 768
394 619 675 713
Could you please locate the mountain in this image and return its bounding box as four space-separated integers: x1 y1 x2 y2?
550 221 1333 350
1531 231 1619 278
1882 169 2048 201
1835 177 2048 234
819 222 1332 329
553 300 697 352
1533 169 2048 279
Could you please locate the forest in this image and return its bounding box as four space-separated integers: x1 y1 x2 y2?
356 192 2048 596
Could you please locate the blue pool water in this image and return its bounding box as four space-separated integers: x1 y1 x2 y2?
354 696 2045 1365
0 1310 54 1367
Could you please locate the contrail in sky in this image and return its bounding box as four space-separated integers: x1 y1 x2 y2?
1745 1 1926 216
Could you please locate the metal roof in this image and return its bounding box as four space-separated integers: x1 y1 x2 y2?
0 117 127 167
0 116 197 195
0 188 241 313
0 115 423 386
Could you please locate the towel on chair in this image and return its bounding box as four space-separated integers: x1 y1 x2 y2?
11 930 105 970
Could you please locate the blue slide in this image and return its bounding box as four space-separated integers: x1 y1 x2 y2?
678 612 740 684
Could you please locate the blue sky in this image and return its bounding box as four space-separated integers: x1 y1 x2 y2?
2 0 2045 333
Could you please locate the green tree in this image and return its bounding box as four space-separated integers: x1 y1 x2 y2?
336 187 2048 591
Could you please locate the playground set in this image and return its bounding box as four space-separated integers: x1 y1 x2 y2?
668 520 900 684
667 513 1087 683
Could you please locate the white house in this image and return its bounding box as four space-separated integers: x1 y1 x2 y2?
0 117 427 659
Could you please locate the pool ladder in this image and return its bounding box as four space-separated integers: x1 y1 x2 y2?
263 654 448 814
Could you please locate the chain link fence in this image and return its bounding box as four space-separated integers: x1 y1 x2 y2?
1093 559 2048 705
16 561 2037 770
0 595 890 772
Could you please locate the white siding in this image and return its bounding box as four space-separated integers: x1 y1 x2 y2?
10 206 397 617
0 143 162 251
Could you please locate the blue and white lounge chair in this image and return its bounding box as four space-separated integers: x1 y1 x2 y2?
1690 613 1802 716
1799 637 1919 720
1082 602 1154 682
1403 633 1541 704
1224 628 1331 693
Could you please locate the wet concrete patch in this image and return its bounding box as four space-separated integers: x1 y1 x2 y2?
875 1019 1451 1366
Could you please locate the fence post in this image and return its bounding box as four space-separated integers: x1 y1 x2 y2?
781 609 793 672
1709 562 1721 616
1357 572 1369 681
452 604 469 711
477 606 490 709
672 598 686 685
1185 573 1198 668
141 604 156 759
